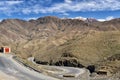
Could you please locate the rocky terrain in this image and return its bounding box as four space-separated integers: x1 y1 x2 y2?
0 16 120 79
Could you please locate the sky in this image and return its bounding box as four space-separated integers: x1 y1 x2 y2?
0 0 120 21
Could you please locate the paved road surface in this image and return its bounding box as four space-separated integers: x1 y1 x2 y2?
0 54 59 80
28 57 87 78
0 54 87 80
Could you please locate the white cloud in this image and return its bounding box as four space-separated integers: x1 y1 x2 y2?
24 17 38 21
98 16 114 22
97 19 106 22
72 16 114 22
26 0 120 14
0 0 120 15
61 0 119 12
106 16 114 20
0 19 2 22
65 0 72 3
0 1 23 6
5 1 23 5
0 1 23 15
73 16 87 20
22 8 32 14
60 12 69 16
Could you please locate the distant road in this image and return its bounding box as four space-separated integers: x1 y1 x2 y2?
0 53 59 80
28 57 88 80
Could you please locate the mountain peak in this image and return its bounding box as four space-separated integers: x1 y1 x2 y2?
37 16 59 20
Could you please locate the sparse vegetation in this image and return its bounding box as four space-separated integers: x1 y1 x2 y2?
0 16 120 78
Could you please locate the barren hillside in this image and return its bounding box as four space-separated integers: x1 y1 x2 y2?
0 16 120 78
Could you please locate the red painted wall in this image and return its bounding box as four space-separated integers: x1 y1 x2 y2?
0 47 11 53
5 48 10 53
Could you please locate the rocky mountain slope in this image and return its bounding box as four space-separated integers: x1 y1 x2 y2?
0 16 120 77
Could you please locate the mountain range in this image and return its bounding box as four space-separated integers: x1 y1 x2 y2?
0 16 120 76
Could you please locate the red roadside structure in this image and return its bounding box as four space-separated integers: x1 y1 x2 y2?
0 46 11 54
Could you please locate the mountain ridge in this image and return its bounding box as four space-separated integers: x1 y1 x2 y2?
0 16 120 76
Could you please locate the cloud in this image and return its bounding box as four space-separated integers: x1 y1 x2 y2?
24 17 38 21
72 16 87 20
59 12 70 17
22 8 32 14
0 1 23 6
0 0 120 15
97 19 106 22
106 16 114 20
45 0 120 13
64 0 72 3
72 16 114 22
26 0 120 14
0 19 2 22
98 16 114 21
5 1 23 5
0 1 23 15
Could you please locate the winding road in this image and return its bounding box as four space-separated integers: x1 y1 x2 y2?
0 53 59 80
0 53 88 80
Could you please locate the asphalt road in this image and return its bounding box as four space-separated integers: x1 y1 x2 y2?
28 57 86 78
0 53 59 80
28 57 87 80
0 53 88 80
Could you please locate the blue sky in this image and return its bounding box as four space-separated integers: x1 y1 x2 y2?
0 0 120 21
